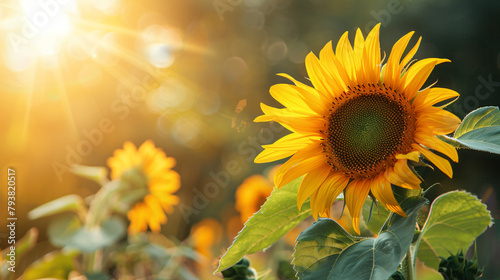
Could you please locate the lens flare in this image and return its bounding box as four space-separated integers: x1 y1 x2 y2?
16 0 79 56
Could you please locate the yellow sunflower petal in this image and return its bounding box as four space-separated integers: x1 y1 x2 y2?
312 172 350 218
277 73 310 89
371 176 406 217
264 132 316 149
415 134 459 162
257 133 317 163
416 108 461 135
159 195 180 213
344 179 372 234
384 31 414 86
273 115 326 135
395 151 420 162
127 205 149 233
255 103 294 121
413 144 453 178
319 41 351 90
399 36 422 72
255 149 296 163
385 159 421 189
400 58 450 99
353 28 366 83
146 156 176 176
335 31 355 81
270 84 317 115
413 87 460 109
274 143 326 187
305 52 343 98
362 23 381 83
271 83 329 115
145 195 167 221
254 104 296 132
297 166 332 211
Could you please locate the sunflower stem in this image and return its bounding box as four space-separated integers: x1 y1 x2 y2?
84 180 123 273
86 180 122 228
402 245 415 280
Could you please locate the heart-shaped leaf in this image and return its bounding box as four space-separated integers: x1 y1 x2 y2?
415 191 492 270
293 197 427 279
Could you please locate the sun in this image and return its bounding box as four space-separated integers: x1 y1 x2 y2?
0 0 191 148
7 0 79 57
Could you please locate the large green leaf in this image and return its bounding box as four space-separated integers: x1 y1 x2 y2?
293 197 427 280
215 177 311 273
448 106 500 154
415 191 492 270
48 215 126 252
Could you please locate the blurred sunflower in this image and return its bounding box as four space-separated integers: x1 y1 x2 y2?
235 174 274 224
190 218 223 260
255 23 460 234
107 140 180 233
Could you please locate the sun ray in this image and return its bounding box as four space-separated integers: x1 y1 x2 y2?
53 57 78 137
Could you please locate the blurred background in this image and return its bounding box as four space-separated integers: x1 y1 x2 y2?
1 0 499 278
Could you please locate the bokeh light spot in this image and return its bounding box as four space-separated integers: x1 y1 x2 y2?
140 25 183 68
171 117 204 149
223 57 248 81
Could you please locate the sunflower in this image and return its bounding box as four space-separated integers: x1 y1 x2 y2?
235 174 274 224
190 218 223 260
107 140 181 233
254 24 460 234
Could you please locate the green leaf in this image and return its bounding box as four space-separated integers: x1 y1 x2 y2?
28 195 87 221
1 228 38 278
415 259 444 280
415 191 492 270
454 106 500 138
22 250 79 280
292 197 427 280
453 126 500 153
48 215 126 252
71 164 108 185
1 227 38 258
215 177 311 273
448 106 500 153
86 273 111 280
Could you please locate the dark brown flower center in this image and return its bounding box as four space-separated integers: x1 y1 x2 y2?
324 83 415 179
